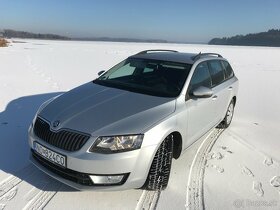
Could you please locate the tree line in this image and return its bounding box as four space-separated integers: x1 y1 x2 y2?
209 29 280 47
2 29 70 40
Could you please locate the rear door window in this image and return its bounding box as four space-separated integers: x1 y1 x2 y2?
207 60 225 86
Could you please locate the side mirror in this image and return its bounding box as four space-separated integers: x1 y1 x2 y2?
98 70 105 76
192 86 213 98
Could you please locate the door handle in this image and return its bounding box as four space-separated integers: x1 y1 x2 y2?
228 87 233 91
212 95 218 100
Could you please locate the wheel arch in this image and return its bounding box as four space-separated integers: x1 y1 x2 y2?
150 130 183 160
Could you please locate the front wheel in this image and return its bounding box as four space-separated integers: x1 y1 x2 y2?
142 135 173 191
217 99 235 128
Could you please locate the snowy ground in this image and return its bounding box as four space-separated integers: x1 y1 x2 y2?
0 39 279 210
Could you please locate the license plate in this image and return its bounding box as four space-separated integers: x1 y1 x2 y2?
34 142 66 167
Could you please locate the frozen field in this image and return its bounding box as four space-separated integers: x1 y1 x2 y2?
0 40 280 210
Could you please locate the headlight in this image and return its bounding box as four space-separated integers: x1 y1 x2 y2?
89 134 144 153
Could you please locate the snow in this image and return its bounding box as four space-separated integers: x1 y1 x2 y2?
203 130 280 209
0 39 280 209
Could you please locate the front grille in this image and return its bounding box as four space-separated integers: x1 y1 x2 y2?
33 117 90 152
32 150 93 186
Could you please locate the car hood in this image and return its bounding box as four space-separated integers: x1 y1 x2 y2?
39 82 176 136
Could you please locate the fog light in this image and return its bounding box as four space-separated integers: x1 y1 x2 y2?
90 175 125 184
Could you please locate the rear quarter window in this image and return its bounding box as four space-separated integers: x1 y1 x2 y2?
221 60 234 79
207 60 225 86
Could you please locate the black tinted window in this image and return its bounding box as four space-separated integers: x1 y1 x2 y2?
189 62 211 92
222 60 234 79
208 60 225 86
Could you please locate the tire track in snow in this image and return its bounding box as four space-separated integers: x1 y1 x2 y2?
23 180 61 210
135 190 161 210
186 128 224 210
0 187 18 202
0 176 21 198
0 164 61 210
0 165 35 200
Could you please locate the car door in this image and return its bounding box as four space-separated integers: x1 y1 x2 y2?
185 61 218 145
207 59 232 124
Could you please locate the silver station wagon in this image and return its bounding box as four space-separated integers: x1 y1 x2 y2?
28 50 238 191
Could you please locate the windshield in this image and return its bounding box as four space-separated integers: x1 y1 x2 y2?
94 58 192 97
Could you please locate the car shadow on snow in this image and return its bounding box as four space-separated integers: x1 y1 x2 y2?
0 92 78 192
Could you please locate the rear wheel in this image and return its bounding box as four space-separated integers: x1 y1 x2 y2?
217 99 235 128
143 135 173 190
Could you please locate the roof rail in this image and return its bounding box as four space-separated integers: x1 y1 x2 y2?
135 49 178 55
192 52 223 61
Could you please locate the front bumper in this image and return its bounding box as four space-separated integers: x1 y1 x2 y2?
28 128 157 191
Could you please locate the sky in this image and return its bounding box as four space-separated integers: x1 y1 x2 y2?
0 0 280 43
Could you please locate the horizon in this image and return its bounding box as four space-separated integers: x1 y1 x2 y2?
0 28 208 44
1 0 280 43
2 28 280 45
